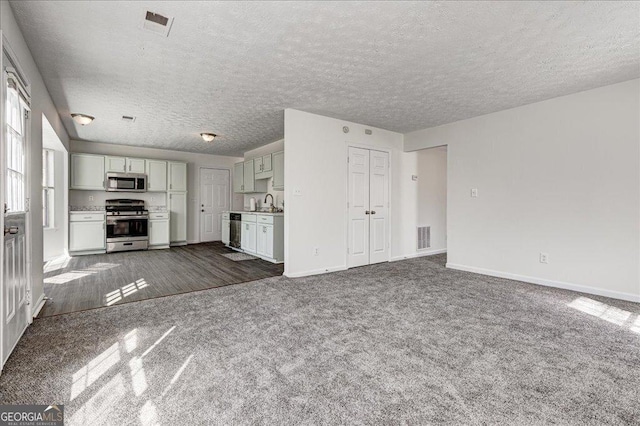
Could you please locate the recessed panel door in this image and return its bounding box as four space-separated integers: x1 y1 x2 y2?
200 168 230 242
369 150 389 264
347 147 370 268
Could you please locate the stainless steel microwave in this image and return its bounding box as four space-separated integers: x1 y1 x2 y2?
106 172 147 192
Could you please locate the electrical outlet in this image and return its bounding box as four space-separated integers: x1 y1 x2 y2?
314 247 319 256
89 195 94 201
539 253 549 264
471 188 478 198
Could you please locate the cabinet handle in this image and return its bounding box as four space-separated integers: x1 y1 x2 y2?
129 164 131 171
263 226 266 233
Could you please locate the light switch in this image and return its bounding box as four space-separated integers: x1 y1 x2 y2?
471 188 478 198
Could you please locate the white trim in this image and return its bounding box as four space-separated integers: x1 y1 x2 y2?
197 167 231 243
390 248 447 262
31 293 46 320
446 263 640 303
284 265 348 278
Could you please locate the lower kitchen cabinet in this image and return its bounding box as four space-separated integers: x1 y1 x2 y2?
69 212 106 255
168 192 187 245
256 223 274 259
241 216 257 253
149 212 170 248
221 213 230 245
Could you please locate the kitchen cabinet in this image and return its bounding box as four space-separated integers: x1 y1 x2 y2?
255 214 284 262
221 219 230 245
127 158 146 173
69 212 106 254
146 160 168 192
105 156 126 173
105 157 145 173
240 215 257 253
71 154 105 190
272 151 284 190
256 223 274 259
149 212 170 248
233 160 267 194
254 154 273 180
168 162 187 191
168 192 187 244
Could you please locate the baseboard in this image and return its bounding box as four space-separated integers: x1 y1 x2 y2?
390 249 447 262
446 263 640 303
31 293 46 320
284 265 348 278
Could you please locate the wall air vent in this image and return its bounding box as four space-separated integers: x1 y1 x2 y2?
122 115 136 123
417 226 431 250
142 11 174 37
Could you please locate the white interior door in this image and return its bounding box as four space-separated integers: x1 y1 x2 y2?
200 168 230 242
369 150 389 264
347 147 390 268
2 65 31 366
348 147 370 268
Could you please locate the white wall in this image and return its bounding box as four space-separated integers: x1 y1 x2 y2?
43 115 68 261
242 139 284 210
405 79 640 302
69 140 243 244
284 109 419 277
416 146 447 254
1 0 70 315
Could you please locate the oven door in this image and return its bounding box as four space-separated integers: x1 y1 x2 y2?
106 216 149 241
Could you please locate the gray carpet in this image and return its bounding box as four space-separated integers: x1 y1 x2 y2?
1 254 639 425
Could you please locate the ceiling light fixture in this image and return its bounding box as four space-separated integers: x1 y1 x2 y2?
71 113 95 126
200 133 216 142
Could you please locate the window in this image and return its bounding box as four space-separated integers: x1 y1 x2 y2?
5 78 26 214
42 149 54 228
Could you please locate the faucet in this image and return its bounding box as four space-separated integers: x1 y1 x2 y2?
264 194 274 211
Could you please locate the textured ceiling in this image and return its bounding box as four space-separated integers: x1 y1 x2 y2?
10 1 640 156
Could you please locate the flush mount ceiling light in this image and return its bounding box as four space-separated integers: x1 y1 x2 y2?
71 113 95 126
200 133 216 142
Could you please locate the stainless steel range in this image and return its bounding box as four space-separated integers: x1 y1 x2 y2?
105 199 149 253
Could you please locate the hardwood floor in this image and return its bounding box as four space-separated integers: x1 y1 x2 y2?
39 242 284 317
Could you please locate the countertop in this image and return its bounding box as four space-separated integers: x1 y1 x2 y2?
226 210 284 216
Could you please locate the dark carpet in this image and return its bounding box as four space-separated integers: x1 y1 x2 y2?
1 254 639 425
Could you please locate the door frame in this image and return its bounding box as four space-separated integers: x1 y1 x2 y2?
198 167 231 243
345 143 392 268
1 33 33 371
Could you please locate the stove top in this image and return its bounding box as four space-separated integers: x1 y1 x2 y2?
105 199 148 216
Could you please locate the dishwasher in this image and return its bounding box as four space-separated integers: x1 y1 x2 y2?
229 213 242 248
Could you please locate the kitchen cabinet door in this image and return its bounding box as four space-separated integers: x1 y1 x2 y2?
243 160 255 193
272 151 284 190
105 156 126 173
168 162 188 191
221 219 230 245
71 154 106 190
256 224 274 258
149 220 170 246
262 154 272 172
233 162 244 193
241 221 256 253
69 221 105 252
254 157 263 173
146 160 167 191
169 192 187 243
126 158 146 173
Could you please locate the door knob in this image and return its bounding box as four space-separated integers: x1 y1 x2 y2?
201 209 205 212
365 211 370 215
371 211 376 215
4 226 18 235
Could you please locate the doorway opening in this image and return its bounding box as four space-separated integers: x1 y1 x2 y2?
415 145 447 263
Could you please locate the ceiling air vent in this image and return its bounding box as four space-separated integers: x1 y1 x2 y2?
142 11 174 37
122 115 136 123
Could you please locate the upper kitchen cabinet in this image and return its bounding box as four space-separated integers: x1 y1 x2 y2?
146 160 167 192
127 158 146 173
254 154 273 180
168 162 187 191
105 156 126 173
104 157 145 173
272 151 284 190
71 153 105 190
234 159 268 194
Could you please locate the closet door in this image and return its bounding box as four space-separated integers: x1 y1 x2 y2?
347 147 370 268
368 150 390 264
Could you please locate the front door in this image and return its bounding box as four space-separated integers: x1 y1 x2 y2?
2 64 30 366
200 168 230 242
